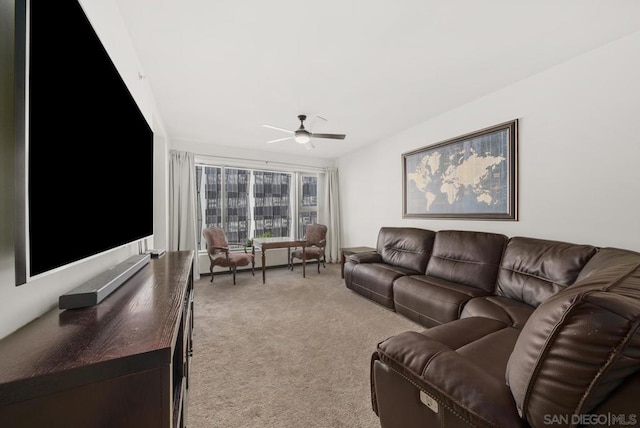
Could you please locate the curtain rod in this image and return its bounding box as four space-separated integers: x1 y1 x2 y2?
190 152 333 173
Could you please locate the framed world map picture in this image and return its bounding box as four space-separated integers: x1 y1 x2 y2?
402 120 518 220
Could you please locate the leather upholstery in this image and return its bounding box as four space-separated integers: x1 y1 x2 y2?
348 251 382 264
576 246 640 281
425 230 508 293
461 237 597 327
391 230 507 327
376 227 436 273
506 257 640 427
344 227 435 308
394 275 489 327
350 227 640 428
496 236 597 307
373 318 524 428
459 295 534 329
345 263 417 309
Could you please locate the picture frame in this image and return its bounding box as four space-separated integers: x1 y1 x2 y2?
402 120 518 220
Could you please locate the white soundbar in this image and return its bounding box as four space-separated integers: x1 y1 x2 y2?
58 254 151 310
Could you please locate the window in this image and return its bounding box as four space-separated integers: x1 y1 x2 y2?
196 164 318 250
198 166 222 231
224 168 251 244
253 171 291 238
298 175 318 239
196 166 250 249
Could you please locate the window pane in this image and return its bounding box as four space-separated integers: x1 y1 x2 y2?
298 175 318 238
196 165 222 250
225 168 250 246
301 175 318 207
253 171 291 238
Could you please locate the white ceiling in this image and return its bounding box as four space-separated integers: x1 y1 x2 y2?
115 0 640 159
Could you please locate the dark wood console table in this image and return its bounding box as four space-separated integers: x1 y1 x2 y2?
0 251 194 428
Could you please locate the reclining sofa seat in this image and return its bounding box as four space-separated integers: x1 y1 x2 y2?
344 227 435 309
371 246 640 428
460 236 597 329
393 230 508 327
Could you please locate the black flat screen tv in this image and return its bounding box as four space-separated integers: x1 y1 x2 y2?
15 0 154 284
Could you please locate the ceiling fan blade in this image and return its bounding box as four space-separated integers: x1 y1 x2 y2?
305 141 315 151
308 115 327 132
265 136 294 144
261 124 294 134
310 133 346 140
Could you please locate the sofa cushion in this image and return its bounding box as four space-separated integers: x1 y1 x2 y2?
425 230 507 293
345 263 417 309
576 247 640 282
393 275 489 327
419 316 511 348
421 317 521 381
376 227 436 273
506 260 640 427
496 236 597 307
460 296 535 329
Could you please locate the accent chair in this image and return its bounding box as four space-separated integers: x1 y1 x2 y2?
202 227 255 285
291 224 328 274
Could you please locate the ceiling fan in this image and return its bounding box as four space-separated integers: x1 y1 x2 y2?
262 115 346 149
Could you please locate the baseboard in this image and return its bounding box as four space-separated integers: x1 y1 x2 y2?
202 260 329 277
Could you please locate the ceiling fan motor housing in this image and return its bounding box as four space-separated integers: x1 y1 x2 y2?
263 114 345 146
294 130 311 144
295 115 311 143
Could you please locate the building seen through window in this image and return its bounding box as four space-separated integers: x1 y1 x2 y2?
298 175 318 239
196 165 319 250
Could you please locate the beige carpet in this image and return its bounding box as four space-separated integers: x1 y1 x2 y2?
188 263 420 428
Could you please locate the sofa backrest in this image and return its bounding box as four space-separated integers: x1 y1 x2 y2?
376 227 436 273
576 247 640 282
505 252 640 427
425 230 507 293
496 237 597 307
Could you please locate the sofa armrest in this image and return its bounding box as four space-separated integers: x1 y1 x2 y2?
348 252 382 264
374 331 522 428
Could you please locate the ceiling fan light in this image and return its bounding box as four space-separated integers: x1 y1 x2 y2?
294 133 310 144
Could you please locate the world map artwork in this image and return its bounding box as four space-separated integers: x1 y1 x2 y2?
404 129 511 217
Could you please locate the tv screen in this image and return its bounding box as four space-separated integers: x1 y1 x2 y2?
22 0 154 280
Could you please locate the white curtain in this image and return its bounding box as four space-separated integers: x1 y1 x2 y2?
169 150 200 279
321 167 341 263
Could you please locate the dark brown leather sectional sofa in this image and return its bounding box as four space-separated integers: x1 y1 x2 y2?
344 227 640 428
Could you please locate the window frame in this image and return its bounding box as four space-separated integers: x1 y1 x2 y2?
196 160 323 252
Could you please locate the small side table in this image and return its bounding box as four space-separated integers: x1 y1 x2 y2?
340 246 376 279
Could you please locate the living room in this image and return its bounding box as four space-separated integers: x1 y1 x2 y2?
1 0 640 427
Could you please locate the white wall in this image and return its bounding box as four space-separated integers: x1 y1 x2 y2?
338 31 640 252
153 127 170 250
0 0 168 339
171 138 337 170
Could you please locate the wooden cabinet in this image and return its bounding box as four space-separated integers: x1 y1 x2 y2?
0 251 194 428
